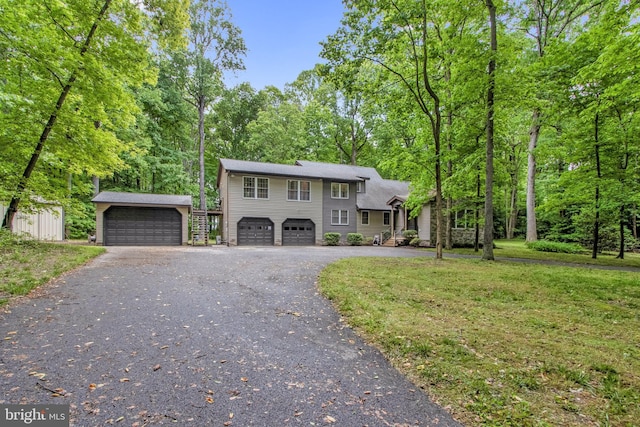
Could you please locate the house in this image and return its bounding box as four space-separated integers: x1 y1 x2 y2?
92 191 192 246
216 158 433 246
0 202 65 241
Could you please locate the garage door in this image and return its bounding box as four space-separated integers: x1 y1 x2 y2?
237 217 274 246
282 219 315 246
104 207 182 246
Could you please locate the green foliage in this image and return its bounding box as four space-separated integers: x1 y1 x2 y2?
324 232 341 246
0 228 39 250
65 200 96 239
0 0 189 218
409 237 421 247
525 240 584 254
402 229 418 240
0 230 104 304
346 233 363 246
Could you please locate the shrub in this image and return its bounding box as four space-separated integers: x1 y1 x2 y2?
0 229 38 249
347 233 364 246
403 230 418 240
324 232 341 246
525 240 584 254
409 237 421 247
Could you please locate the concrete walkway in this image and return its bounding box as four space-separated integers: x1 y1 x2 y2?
0 246 462 426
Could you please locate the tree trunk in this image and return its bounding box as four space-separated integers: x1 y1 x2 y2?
445 70 454 250
445 197 453 250
475 173 481 252
592 113 601 259
617 204 625 259
526 109 540 242
434 125 444 260
482 0 497 261
92 176 100 196
592 184 600 259
506 142 519 239
1 0 113 230
198 96 207 211
507 186 518 239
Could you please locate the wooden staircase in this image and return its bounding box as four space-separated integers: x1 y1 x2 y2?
382 234 406 247
191 210 209 245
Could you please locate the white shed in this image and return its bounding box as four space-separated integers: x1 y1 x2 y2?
1 203 65 241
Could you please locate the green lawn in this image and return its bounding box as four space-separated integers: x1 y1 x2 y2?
318 253 640 426
432 239 640 269
0 232 104 305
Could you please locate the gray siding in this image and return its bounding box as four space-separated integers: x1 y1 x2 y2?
357 210 391 240
220 167 323 245
322 181 357 241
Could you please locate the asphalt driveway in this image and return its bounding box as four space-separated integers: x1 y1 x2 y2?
0 246 461 426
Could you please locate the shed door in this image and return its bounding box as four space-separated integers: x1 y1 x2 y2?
282 219 315 246
237 217 274 246
104 207 182 246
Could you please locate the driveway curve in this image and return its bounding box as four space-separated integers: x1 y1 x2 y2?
0 246 461 426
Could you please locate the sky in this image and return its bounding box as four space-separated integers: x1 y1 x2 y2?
223 0 346 91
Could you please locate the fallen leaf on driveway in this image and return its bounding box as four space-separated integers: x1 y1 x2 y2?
29 372 46 379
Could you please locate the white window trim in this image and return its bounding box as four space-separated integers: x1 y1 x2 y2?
243 176 269 200
454 209 471 229
331 209 349 225
287 179 311 202
331 182 349 199
361 210 370 225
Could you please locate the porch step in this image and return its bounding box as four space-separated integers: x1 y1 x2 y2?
382 236 406 247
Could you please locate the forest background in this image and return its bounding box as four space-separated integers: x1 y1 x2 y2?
1 0 639 257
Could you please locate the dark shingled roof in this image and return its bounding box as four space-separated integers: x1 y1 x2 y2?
92 191 192 207
219 158 365 182
295 161 410 210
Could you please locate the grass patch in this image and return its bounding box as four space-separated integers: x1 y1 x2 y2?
432 239 640 269
525 240 584 254
318 257 640 426
0 231 104 305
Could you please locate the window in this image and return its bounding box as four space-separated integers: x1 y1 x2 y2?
454 209 472 229
243 176 269 199
331 182 349 199
331 209 349 225
383 212 390 226
356 181 365 193
361 211 369 225
287 180 311 201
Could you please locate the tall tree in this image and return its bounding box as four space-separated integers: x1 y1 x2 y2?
483 0 497 260
182 0 245 210
520 0 604 242
0 0 188 229
322 0 457 259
